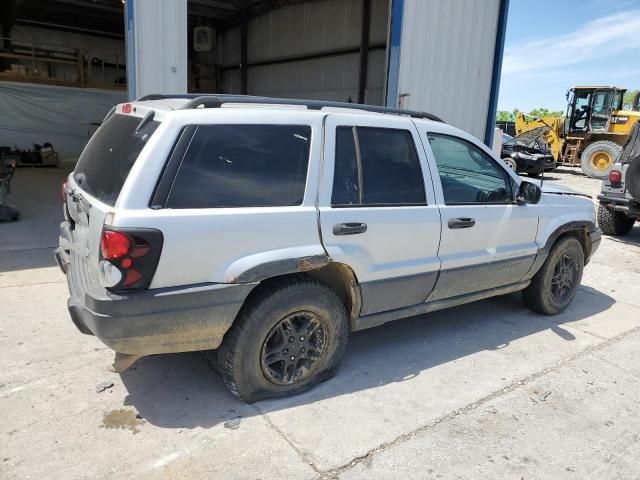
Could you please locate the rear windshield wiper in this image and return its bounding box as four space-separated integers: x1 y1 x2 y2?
135 111 155 133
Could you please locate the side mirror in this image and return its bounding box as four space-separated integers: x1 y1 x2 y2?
516 181 541 205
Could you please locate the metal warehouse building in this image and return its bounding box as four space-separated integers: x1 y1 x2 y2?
0 0 508 160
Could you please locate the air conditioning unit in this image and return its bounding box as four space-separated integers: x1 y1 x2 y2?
193 26 215 52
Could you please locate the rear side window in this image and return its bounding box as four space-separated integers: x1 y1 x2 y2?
167 125 311 208
332 126 426 206
74 113 159 206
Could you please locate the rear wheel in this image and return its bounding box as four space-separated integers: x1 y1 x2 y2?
598 203 635 236
217 278 349 402
523 237 584 315
580 141 621 178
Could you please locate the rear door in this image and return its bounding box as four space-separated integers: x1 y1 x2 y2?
318 113 442 316
419 128 539 301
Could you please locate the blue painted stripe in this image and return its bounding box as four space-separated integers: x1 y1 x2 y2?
125 0 136 100
385 0 404 108
484 0 509 146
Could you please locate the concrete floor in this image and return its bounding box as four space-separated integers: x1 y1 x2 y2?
1 167 640 479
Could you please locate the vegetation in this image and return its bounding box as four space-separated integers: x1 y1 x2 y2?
496 108 563 123
623 90 639 110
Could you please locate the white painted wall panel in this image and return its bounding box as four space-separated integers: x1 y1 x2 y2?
219 0 388 104
132 0 187 98
398 0 499 139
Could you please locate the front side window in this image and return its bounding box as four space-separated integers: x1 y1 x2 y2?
331 126 426 207
427 133 513 205
167 124 311 208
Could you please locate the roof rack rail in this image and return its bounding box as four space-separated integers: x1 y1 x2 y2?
136 93 444 122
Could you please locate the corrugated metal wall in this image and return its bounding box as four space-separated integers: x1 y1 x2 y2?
219 0 389 105
397 0 500 139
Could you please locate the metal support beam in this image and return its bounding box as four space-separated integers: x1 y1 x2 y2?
240 20 248 94
220 44 386 71
384 0 404 108
126 0 187 100
484 0 510 147
357 0 371 104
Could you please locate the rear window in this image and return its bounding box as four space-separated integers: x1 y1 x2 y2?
74 113 159 205
166 124 311 208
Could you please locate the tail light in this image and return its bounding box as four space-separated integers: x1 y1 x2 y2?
100 231 132 260
608 169 622 185
61 182 67 203
98 227 163 292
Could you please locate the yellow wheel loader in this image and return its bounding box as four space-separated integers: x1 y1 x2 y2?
515 86 640 178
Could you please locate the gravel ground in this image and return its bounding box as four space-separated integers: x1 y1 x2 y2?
543 166 603 198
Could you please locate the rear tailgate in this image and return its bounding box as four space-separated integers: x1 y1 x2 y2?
63 180 111 302
58 111 160 304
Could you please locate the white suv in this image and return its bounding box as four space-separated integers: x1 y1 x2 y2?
56 95 601 402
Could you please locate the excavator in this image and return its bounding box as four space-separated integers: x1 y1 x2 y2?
515 86 640 178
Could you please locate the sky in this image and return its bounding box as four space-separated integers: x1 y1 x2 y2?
497 0 640 113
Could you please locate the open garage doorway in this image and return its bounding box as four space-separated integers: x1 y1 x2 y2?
186 0 390 105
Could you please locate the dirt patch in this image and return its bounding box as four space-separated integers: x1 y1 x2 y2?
100 409 145 434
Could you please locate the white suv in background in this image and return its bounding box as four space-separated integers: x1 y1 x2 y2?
56 95 600 402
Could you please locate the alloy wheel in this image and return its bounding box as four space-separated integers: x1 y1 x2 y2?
260 311 328 385
550 253 578 302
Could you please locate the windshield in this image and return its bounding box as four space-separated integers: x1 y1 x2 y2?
74 113 159 206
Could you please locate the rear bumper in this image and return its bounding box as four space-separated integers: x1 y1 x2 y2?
66 281 257 356
598 195 640 217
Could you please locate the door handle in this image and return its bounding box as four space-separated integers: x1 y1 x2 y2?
333 222 368 235
448 217 476 229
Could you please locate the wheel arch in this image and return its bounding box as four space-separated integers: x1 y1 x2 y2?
234 261 362 330
540 221 596 265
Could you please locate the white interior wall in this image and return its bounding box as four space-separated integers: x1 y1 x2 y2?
218 0 389 105
397 0 500 139
0 81 125 161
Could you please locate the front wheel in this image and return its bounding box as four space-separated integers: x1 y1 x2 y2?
217 278 349 402
522 237 584 315
598 203 635 236
502 157 518 172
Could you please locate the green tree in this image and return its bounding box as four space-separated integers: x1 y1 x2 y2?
527 108 563 118
496 110 514 122
623 90 639 110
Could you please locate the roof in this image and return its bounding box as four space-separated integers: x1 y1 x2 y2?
8 0 321 39
131 94 445 122
573 86 626 90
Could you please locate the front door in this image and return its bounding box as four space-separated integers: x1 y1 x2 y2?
421 130 539 301
590 89 616 132
318 114 442 316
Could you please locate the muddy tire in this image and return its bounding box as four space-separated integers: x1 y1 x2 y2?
217 277 349 402
580 141 621 179
597 203 635 236
522 237 584 315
